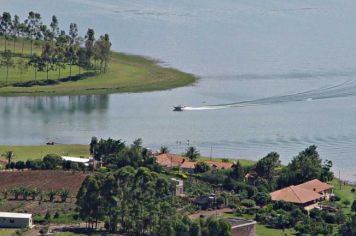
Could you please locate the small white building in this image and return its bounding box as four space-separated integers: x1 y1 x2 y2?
0 212 33 228
61 156 91 166
171 178 184 197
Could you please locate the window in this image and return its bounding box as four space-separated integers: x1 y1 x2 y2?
9 219 14 223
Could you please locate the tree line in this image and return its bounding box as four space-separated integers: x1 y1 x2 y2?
0 11 111 85
2 186 69 203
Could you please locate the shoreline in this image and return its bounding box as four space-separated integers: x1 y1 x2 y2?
0 49 197 96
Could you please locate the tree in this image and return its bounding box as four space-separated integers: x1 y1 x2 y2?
17 58 28 82
1 50 15 85
185 146 200 161
42 154 63 169
339 214 356 236
255 152 280 180
84 28 95 68
59 188 69 202
2 151 14 166
41 42 54 80
94 34 111 73
30 187 39 200
230 161 245 180
28 53 44 81
0 12 12 51
159 146 169 154
195 161 210 173
49 15 59 43
352 200 356 212
11 14 20 52
65 46 77 77
25 11 42 55
47 189 57 202
76 47 87 74
277 145 325 187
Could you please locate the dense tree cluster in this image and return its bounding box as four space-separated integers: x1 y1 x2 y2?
0 11 111 84
277 145 334 188
76 166 231 235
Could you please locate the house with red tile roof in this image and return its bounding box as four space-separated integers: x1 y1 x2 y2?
155 153 186 168
205 160 233 170
270 179 333 211
296 179 333 200
270 185 323 211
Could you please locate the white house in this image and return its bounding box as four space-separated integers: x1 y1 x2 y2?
0 212 33 228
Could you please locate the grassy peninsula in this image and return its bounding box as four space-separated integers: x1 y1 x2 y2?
0 11 196 96
0 38 196 96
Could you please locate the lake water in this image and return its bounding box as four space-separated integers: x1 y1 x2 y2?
1 0 356 181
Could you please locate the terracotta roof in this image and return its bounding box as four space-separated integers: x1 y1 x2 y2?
296 179 333 193
205 161 233 170
155 153 185 168
180 161 196 169
270 185 322 204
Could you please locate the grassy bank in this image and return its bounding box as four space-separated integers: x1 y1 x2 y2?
0 144 89 162
0 37 196 96
199 156 256 167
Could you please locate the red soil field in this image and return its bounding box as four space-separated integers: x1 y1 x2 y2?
0 170 89 196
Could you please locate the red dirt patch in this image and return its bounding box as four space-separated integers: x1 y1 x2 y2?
0 170 89 196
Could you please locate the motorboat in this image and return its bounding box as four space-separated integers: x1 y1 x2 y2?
173 105 185 111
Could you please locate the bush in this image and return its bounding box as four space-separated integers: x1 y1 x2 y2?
330 195 341 202
323 213 336 224
15 161 26 170
227 202 237 209
39 226 48 234
254 192 271 206
194 162 210 173
241 199 256 208
43 154 63 170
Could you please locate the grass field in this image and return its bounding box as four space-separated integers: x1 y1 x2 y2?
198 156 256 167
0 229 17 236
331 179 356 214
0 144 89 162
0 37 196 96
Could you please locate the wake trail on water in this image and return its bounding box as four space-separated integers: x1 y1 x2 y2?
182 79 356 111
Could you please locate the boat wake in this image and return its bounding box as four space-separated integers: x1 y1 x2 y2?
182 79 356 111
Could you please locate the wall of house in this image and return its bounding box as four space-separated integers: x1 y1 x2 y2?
0 217 32 228
231 225 255 236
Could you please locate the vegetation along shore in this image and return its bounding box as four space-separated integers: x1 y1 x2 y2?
0 12 196 96
0 139 355 235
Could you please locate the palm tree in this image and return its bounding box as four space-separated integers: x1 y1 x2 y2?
185 146 200 161
30 187 39 200
2 151 14 166
159 146 169 154
47 189 57 202
59 188 69 202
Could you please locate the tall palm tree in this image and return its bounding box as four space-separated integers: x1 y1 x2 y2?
2 151 14 166
185 146 200 161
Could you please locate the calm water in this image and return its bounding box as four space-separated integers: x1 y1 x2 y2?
1 0 356 181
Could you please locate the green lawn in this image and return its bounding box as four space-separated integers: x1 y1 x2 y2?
256 224 294 236
0 144 89 162
198 156 256 167
331 179 356 214
0 37 196 96
0 229 17 236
